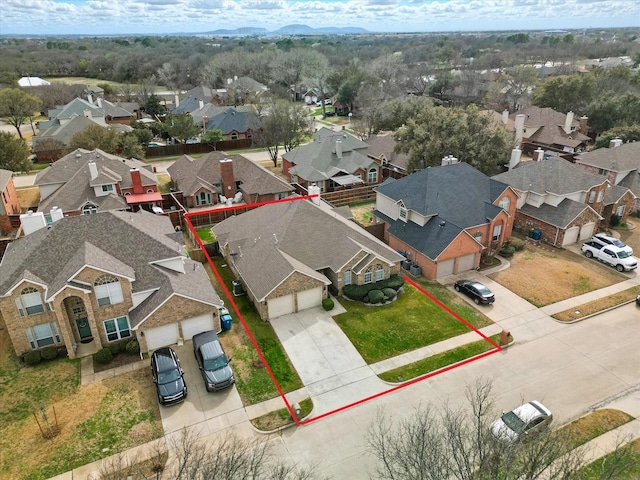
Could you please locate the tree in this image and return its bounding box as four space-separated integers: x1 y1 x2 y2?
32 137 66 161
201 129 223 149
503 66 539 111
394 104 512 175
68 124 119 153
164 114 200 144
143 94 166 119
367 378 634 480
0 88 43 139
119 133 146 159
586 93 640 135
533 74 597 114
0 132 32 172
594 125 640 149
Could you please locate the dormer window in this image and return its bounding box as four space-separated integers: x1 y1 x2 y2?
83 203 98 215
399 202 407 221
101 184 114 193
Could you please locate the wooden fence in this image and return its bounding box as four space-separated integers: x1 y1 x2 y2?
144 139 253 158
322 185 378 207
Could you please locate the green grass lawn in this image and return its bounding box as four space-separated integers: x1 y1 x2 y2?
335 280 493 364
196 227 215 243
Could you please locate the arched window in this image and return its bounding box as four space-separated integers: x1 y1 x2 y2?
231 132 238 140
376 264 384 281
364 267 373 284
17 287 45 316
147 189 154 193
498 196 510 211
399 202 407 221
94 275 124 307
367 167 378 183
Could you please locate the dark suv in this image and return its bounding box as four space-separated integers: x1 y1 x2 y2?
150 347 187 406
193 330 235 392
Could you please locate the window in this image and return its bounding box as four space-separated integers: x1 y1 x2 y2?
101 184 114 193
17 287 45 316
399 202 407 221
367 167 378 183
492 224 502 241
498 196 510 211
94 275 124 307
376 264 384 281
147 189 154 193
231 133 238 140
104 316 131 342
83 204 98 215
474 232 483 243
344 270 352 286
25 322 60 349
597 190 603 202
588 191 596 203
355 173 362 180
364 267 373 284
616 202 627 217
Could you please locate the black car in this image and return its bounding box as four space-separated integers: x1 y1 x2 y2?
454 279 495 305
150 347 187 406
193 330 235 392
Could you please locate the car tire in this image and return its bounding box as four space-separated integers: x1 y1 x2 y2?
474 297 480 305
454 284 461 292
584 250 593 258
616 264 624 272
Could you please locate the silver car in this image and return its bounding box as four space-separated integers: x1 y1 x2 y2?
490 400 553 441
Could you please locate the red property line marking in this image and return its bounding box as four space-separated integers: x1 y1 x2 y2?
184 196 501 426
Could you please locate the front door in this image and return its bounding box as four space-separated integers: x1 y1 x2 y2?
76 318 93 341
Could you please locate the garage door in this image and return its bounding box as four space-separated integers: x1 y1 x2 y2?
436 258 455 278
563 226 580 246
297 287 323 311
181 314 214 341
579 222 595 241
267 294 294 319
457 254 476 273
145 323 179 351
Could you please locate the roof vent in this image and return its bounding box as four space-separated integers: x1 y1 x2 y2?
439 220 446 228
75 153 82 158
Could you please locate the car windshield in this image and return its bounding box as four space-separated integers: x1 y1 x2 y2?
475 284 492 295
617 250 631 259
157 369 181 384
204 355 229 371
501 411 525 432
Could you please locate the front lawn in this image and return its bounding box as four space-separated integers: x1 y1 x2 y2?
334 279 493 364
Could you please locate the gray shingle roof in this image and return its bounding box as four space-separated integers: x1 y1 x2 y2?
575 143 640 173
365 133 409 171
34 115 104 148
99 99 134 119
493 158 607 195
603 183 634 206
519 199 598 228
35 148 156 214
202 107 258 135
0 211 221 329
212 200 404 301
168 151 293 198
171 95 204 115
0 169 12 192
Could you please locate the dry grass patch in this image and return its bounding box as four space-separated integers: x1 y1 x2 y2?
553 285 640 321
16 186 40 210
488 244 626 307
558 409 634 449
350 202 375 225
155 173 172 193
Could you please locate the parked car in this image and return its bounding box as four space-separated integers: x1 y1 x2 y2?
148 141 166 147
193 330 235 392
150 347 187 406
581 241 637 272
592 233 633 256
454 280 495 304
636 294 640 306
490 401 553 442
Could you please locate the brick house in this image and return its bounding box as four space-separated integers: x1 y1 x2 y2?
0 169 21 235
168 151 293 209
35 148 162 217
0 211 223 358
212 197 404 320
492 155 625 246
574 140 640 213
282 127 382 192
365 133 409 180
374 160 518 279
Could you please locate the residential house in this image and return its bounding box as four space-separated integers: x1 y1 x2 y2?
0 169 21 235
212 197 404 320
365 133 409 179
94 97 135 125
574 140 640 212
282 127 381 192
374 160 518 279
508 106 591 157
0 210 223 358
171 95 206 116
492 154 628 246
167 151 293 209
181 85 217 104
199 107 259 142
226 76 268 104
35 148 161 217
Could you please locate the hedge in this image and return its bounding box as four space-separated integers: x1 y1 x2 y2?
343 274 405 301
40 346 59 360
94 348 113 365
108 342 121 355
24 350 42 366
382 288 397 300
368 290 385 304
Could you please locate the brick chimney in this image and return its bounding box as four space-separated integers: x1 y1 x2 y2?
220 159 237 197
130 168 143 194
579 115 588 135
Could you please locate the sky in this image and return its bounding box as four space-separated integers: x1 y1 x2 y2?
0 0 639 36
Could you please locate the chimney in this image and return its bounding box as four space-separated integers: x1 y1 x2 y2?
88 161 98 180
609 138 623 149
83 109 92 119
50 206 64 223
533 148 545 162
97 97 102 108
87 93 93 104
174 94 179 108
335 139 342 159
199 99 204 110
564 111 574 134
19 211 47 235
202 115 208 132
579 115 588 135
219 159 237 197
515 114 525 145
130 168 143 194
502 109 509 125
509 148 522 170
308 184 321 205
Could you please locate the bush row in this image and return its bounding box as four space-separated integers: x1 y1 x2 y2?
95 339 140 365
23 345 61 366
343 275 405 302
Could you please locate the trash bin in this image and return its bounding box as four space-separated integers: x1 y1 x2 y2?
528 228 535 238
221 314 232 331
532 229 542 241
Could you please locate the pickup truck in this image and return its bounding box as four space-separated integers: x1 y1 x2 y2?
581 241 637 272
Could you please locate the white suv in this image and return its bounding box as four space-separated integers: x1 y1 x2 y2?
592 233 633 256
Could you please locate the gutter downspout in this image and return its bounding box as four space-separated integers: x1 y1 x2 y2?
554 226 560 246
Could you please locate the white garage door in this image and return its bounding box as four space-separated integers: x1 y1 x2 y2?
181 314 214 341
436 259 455 278
457 254 476 273
145 323 179 351
579 222 595 241
563 226 580 246
267 294 294 319
297 287 323 311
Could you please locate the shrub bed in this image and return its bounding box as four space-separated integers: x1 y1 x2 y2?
343 274 405 301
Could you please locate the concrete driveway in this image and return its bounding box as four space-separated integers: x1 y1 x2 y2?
157 341 246 436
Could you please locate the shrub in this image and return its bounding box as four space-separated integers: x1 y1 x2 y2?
343 284 371 301
382 288 397 300
94 348 113 365
328 284 338 297
610 213 621 227
24 350 42 366
380 275 405 291
108 342 121 355
322 297 334 311
125 339 140 355
509 237 526 251
368 289 385 304
499 245 516 257
40 346 59 360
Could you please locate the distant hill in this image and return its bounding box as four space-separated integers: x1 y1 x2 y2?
204 24 368 36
